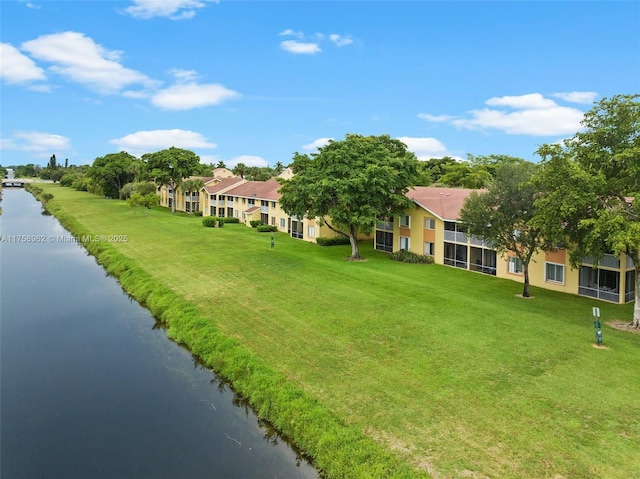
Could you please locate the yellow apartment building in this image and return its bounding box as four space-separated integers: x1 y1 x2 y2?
375 186 636 305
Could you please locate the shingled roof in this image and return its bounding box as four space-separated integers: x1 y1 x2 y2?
226 177 282 201
406 187 476 221
203 176 246 194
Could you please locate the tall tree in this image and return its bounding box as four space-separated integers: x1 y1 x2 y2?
142 147 201 212
535 94 640 327
87 151 137 199
274 161 285 174
278 134 421 260
460 161 545 297
232 162 247 179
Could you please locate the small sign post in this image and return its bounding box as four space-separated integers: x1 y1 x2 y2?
593 307 602 345
270 233 274 250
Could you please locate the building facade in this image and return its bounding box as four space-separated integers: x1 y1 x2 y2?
375 186 636 304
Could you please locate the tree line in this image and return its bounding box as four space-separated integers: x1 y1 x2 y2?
5 94 638 325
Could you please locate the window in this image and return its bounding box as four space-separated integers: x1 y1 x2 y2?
545 262 565 284
425 218 435 230
400 215 410 228
308 226 315 238
376 231 393 252
400 236 410 250
508 256 523 274
210 194 215 200
280 218 286 228
424 242 434 256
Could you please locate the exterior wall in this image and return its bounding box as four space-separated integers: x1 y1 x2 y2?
380 202 633 304
158 184 202 213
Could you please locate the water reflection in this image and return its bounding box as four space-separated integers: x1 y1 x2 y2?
1 189 319 479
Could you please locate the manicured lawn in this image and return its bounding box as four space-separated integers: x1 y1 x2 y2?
40 184 639 478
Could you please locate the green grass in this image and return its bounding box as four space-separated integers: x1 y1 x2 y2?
36 184 639 478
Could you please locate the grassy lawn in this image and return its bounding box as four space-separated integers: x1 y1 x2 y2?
39 184 639 478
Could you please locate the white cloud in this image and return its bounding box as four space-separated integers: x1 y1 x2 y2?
124 0 215 20
1 131 72 159
168 68 199 82
396 137 450 161
329 34 353 47
485 93 557 109
280 40 321 55
420 93 587 136
551 91 598 104
452 106 584 136
279 30 354 54
151 82 240 110
226 155 269 169
417 113 455 122
21 31 154 94
110 129 217 157
303 137 333 150
279 29 304 39
0 43 46 84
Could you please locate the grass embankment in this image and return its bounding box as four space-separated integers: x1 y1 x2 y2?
33 184 639 478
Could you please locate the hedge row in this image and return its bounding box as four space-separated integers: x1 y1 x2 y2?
202 216 224 227
316 236 351 246
390 249 434 264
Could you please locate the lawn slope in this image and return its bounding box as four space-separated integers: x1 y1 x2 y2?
35 184 639 479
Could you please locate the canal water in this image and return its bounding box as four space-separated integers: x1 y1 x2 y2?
0 188 319 479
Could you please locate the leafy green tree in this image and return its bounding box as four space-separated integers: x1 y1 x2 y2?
418 156 458 185
48 154 57 170
438 162 492 188
278 134 421 260
535 94 640 327
245 166 276 181
460 161 544 297
232 162 248 178
180 178 204 193
142 147 201 212
119 181 158 200
216 160 227 169
87 151 137 199
15 164 40 177
50 168 64 183
127 192 157 215
274 161 285 174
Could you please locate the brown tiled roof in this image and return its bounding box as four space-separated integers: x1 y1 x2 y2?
203 177 246 194
406 186 476 221
244 205 260 214
226 177 282 201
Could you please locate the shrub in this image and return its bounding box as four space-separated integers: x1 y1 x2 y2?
390 249 434 264
223 217 240 224
256 225 278 232
202 216 224 228
316 236 351 246
250 220 263 228
193 210 203 217
59 173 79 187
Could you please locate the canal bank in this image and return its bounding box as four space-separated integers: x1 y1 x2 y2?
22 184 420 478
1 187 320 478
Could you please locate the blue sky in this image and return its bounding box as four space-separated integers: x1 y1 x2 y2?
1 0 639 168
